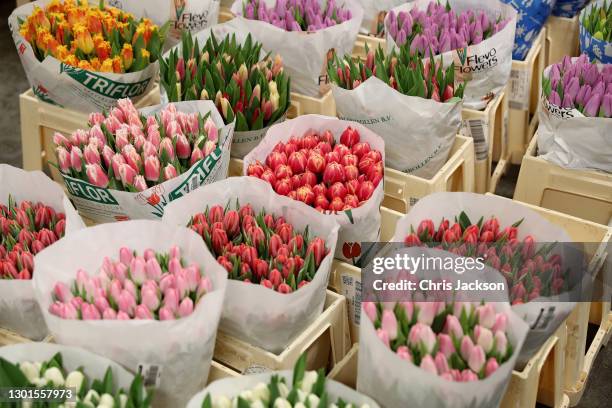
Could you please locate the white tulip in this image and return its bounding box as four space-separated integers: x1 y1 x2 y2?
98 393 115 408
19 362 39 384
277 382 289 398
44 367 65 387
307 394 319 407
273 398 291 408
294 403 306 408
239 390 253 402
22 402 32 408
251 382 270 403
300 371 318 393
84 389 100 406
297 390 307 402
118 393 128 408
329 404 338 408
65 371 85 391
250 401 266 408
32 377 48 387
212 395 231 408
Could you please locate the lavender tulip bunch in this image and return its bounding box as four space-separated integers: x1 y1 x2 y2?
543 54 612 118
242 0 353 31
387 1 511 57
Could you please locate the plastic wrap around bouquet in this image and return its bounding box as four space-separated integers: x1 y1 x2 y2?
553 0 589 17
243 114 385 263
9 0 161 112
0 343 149 406
385 0 517 110
579 0 612 64
187 365 380 407
230 0 364 97
33 220 228 407
0 165 84 340
390 192 590 366
163 177 339 353
537 56 612 172
357 247 529 408
106 0 221 45
502 0 555 61
58 100 234 223
160 21 291 159
356 0 408 34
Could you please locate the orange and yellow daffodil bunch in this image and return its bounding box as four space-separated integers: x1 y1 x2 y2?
19 0 168 73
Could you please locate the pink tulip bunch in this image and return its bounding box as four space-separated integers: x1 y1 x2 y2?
364 300 513 381
49 246 213 320
387 1 510 56
53 99 221 191
242 0 353 31
1 195 65 280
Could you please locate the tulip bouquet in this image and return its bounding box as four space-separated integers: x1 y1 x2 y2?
385 1 510 55
34 221 228 406
580 0 612 63
159 28 290 158
10 1 163 111
188 354 379 408
244 116 383 262
1 195 65 280
48 246 212 320
0 352 151 408
328 44 463 178
402 212 568 305
188 201 328 294
538 55 612 171
240 0 354 30
384 0 516 109
231 0 363 96
163 177 338 352
363 301 513 381
53 99 232 222
246 126 383 211
391 193 581 365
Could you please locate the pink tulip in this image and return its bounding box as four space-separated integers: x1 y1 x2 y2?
444 314 464 340
109 279 122 302
117 311 130 320
159 306 175 320
434 352 450 374
204 118 218 142
57 147 71 173
400 301 414 321
381 309 398 340
178 297 194 317
169 257 182 275
438 333 455 358
53 282 72 302
485 357 499 376
184 265 200 292
102 308 117 319
416 302 440 325
129 257 146 285
203 140 216 157
163 288 179 312
476 304 496 329
134 304 153 319
491 312 508 333
475 325 494 353
175 134 191 159
495 331 508 356
408 323 436 354
460 335 474 361
119 247 133 265
160 138 175 161
190 147 203 166
169 245 180 259
94 295 110 313
196 277 212 300
49 302 63 317
111 153 126 180
144 156 160 182
420 355 438 375
363 302 378 322
117 290 136 316
176 274 190 299
70 146 83 171
142 288 160 311
163 164 178 181
85 164 109 188
53 132 71 148
468 345 486 373
114 263 127 282
396 345 412 361
81 303 101 320
118 163 137 187
123 279 137 299
133 175 148 192
83 144 101 165
145 258 162 281
376 328 390 347
453 301 474 318
461 369 479 382
159 274 176 293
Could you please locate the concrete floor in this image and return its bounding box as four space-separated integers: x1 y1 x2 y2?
0 1 610 406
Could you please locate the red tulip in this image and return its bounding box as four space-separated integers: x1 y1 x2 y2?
343 194 359 208
328 182 347 200
325 151 341 165
344 165 359 181
352 142 371 158
333 143 350 158
247 162 265 178
300 171 318 187
261 279 273 289
302 134 319 149
357 180 375 202
329 197 345 211
417 219 435 239
323 162 345 185
250 226 265 249
208 205 224 224
296 185 315 205
340 126 360 148
341 154 359 167
320 130 334 145
480 230 494 243
442 229 457 244
253 258 269 280
278 283 292 294
404 233 422 246
274 164 293 180
223 210 240 238
307 237 326 266
269 268 282 288
288 151 307 174
212 228 228 255
265 151 287 169
314 195 329 210
314 141 332 155
291 175 302 190
269 234 283 257
274 178 292 196
307 152 326 173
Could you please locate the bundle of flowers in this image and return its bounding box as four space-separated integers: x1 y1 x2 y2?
190 354 377 408
247 126 383 212
18 0 166 73
54 99 222 191
1 195 65 280
241 0 353 31
580 0 612 63
543 55 612 116
160 31 290 133
386 1 510 56
188 201 328 293
329 44 464 101
363 300 513 381
0 351 150 408
49 246 212 320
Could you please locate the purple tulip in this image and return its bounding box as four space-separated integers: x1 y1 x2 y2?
583 64 600 86
548 90 562 106
576 85 592 107
584 93 602 117
561 94 573 109
565 77 580 102
599 94 612 118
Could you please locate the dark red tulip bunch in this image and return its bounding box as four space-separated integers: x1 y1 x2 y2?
188 201 329 294
404 211 566 305
246 127 383 212
1 196 66 280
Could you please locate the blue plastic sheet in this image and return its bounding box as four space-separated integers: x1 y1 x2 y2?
552 0 589 17
502 0 555 60
579 0 612 63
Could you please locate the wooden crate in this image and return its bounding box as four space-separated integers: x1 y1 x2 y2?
538 322 568 408
0 328 53 347
507 28 546 165
213 290 351 374
382 135 475 214
352 34 386 60
461 90 509 194
206 360 240 385
326 344 358 389
545 15 580 66
328 207 401 342
514 136 612 226
290 91 336 117
20 85 160 183
218 7 234 23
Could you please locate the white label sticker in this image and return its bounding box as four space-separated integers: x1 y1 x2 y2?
461 119 489 162
243 365 271 375
509 68 530 111
137 364 162 388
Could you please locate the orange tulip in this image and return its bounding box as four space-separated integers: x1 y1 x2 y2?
112 57 123 73
95 40 111 61
78 59 92 70
73 24 94 54
90 57 101 71
99 58 114 73
32 7 51 31
54 45 69 61
87 13 103 34
121 43 133 70
63 54 79 67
